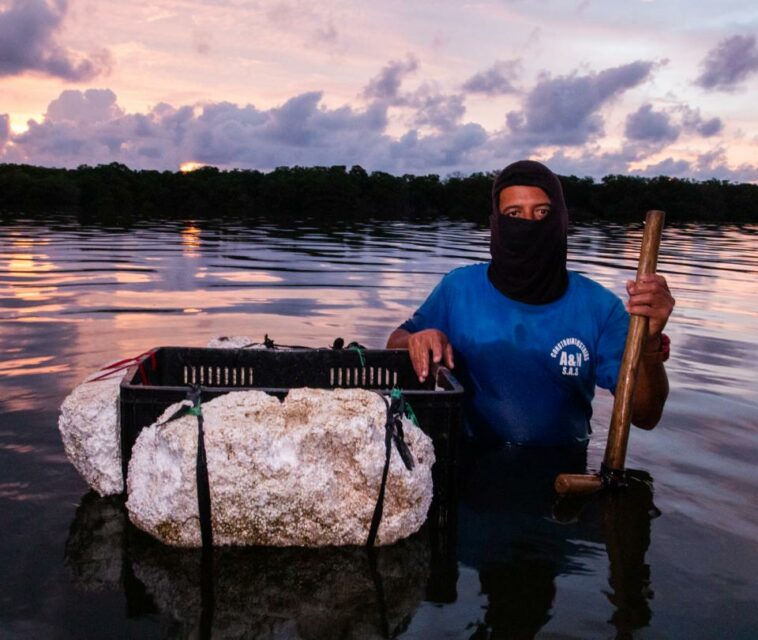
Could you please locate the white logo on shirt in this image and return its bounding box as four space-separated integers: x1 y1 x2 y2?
550 338 590 377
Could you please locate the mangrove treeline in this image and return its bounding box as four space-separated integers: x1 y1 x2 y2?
1 162 756 223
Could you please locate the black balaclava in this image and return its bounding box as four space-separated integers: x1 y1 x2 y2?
488 160 569 304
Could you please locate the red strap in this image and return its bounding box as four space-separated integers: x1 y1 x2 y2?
86 349 156 384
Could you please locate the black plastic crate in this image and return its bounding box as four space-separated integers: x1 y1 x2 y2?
119 347 464 512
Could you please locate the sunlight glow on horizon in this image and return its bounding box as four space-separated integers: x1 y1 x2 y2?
179 162 208 173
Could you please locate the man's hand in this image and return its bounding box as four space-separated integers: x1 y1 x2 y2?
386 328 454 383
626 274 675 348
408 329 455 382
625 273 674 429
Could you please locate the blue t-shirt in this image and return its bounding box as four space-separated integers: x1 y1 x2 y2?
400 264 628 446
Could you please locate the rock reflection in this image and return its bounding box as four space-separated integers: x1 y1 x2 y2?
64 493 126 591
65 492 432 639
458 445 659 639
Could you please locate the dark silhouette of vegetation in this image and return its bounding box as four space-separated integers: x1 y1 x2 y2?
1 162 756 223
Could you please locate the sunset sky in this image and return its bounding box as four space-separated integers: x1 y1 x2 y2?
1 0 756 180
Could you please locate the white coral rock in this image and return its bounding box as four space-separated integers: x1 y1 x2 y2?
126 388 434 547
59 368 124 496
206 335 264 349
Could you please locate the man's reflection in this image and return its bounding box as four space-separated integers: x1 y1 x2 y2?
457 442 658 639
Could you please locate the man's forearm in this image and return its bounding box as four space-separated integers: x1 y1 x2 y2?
631 355 669 430
386 328 411 348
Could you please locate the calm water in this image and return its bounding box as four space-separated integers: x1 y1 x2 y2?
1 216 757 639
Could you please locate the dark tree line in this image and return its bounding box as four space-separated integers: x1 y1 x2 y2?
1 162 756 223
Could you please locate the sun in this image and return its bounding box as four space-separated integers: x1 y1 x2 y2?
179 161 207 173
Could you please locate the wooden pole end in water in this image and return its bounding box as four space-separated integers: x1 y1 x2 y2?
554 473 604 495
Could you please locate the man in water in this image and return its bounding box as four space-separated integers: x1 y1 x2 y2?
386 160 674 446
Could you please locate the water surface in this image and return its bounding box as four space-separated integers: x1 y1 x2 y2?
1 216 757 638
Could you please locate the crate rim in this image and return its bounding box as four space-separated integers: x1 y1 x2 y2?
119 346 464 396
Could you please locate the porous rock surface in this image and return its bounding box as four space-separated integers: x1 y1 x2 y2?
59 369 124 496
126 388 435 547
206 335 265 349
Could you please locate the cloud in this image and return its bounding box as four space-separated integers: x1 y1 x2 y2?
0 114 9 144
0 57 749 182
393 123 489 169
633 148 758 182
695 35 758 91
263 1 340 51
46 89 124 124
679 106 723 137
634 156 692 177
525 26 542 49
690 147 758 181
623 103 723 145
362 56 419 102
361 57 465 132
543 144 758 183
0 0 110 80
506 61 655 146
624 104 680 143
6 86 750 182
406 86 466 131
693 117 723 137
462 60 520 96
311 19 338 45
540 146 646 179
191 28 212 55
4 88 488 174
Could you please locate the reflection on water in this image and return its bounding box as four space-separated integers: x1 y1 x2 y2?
453 446 659 640
65 493 431 640
62 461 659 639
1 217 758 638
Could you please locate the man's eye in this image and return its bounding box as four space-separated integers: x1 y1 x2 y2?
536 207 551 218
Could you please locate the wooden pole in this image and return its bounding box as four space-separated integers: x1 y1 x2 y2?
603 210 665 470
555 210 665 495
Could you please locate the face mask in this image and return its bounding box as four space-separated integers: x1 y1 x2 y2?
488 161 569 304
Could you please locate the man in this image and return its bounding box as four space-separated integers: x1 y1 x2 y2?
386 160 674 447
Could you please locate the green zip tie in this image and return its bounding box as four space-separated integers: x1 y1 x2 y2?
404 401 420 427
187 406 202 417
390 387 419 427
349 345 366 368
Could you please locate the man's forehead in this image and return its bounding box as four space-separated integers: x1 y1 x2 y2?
498 185 551 204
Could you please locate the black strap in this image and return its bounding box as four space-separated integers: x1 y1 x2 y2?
189 386 216 638
367 396 394 548
366 392 415 548
157 386 214 549
187 386 214 550
198 544 215 640
187 386 215 638
154 386 215 635
390 402 415 471
366 547 391 638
